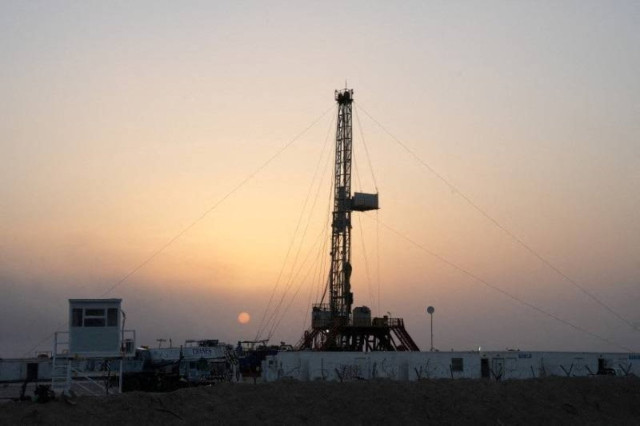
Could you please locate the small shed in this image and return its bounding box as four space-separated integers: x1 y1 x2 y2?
68 299 122 357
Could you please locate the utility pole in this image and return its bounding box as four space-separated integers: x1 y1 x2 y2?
427 306 435 351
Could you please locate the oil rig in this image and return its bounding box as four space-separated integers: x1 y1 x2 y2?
297 89 419 352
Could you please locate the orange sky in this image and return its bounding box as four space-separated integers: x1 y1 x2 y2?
1 1 639 356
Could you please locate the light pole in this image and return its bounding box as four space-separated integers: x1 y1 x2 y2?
427 306 435 352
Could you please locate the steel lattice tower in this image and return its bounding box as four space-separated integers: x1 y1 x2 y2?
330 88 354 321
297 88 419 352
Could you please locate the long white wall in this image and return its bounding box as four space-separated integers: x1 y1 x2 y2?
0 359 51 382
0 358 143 383
262 351 639 382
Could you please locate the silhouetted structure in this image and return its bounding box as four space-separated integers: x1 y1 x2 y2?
297 89 419 351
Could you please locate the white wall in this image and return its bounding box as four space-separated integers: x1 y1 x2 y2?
263 351 638 382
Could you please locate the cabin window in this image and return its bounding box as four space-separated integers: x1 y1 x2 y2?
71 306 119 327
84 308 106 327
107 308 118 326
451 358 464 372
72 309 83 327
84 317 106 327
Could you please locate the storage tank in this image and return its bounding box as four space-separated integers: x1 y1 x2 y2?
352 306 372 327
312 306 331 328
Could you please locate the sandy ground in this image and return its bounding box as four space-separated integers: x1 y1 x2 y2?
1 376 639 425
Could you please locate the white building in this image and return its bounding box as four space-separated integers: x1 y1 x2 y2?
262 351 638 382
68 299 127 357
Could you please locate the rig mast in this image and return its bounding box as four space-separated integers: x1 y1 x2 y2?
297 89 419 351
330 88 355 320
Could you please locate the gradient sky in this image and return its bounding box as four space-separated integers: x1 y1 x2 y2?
1 1 639 357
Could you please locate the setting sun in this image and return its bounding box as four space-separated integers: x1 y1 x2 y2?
237 312 251 325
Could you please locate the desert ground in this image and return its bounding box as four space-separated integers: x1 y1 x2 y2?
1 376 639 425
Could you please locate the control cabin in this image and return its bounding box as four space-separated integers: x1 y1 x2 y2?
69 298 123 357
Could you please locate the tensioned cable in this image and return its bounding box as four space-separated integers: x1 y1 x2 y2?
354 105 379 191
101 104 334 298
261 152 333 339
302 228 330 332
365 213 633 352
354 104 379 309
254 111 334 339
302 149 334 332
24 105 334 356
267 226 330 340
255 110 336 340
355 103 639 334
318 176 335 307
265 224 327 339
297 162 335 337
22 328 61 357
376 209 382 314
356 214 376 308
350 132 377 306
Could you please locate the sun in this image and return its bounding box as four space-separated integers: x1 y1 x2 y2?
237 312 251 324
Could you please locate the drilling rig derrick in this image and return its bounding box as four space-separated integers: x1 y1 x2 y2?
297 89 419 352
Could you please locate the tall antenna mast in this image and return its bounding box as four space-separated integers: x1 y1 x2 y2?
297 88 419 352
330 88 355 321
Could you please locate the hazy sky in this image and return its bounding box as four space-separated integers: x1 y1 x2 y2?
1 1 639 357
